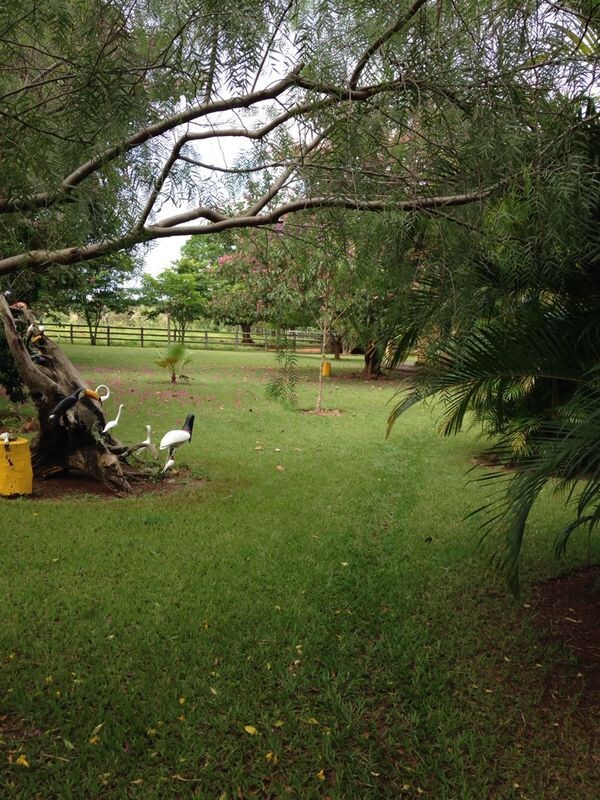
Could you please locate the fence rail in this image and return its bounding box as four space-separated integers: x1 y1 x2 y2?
42 323 322 351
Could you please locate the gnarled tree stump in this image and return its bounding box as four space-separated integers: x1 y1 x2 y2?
0 293 148 495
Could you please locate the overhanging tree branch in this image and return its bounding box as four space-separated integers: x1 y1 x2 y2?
0 184 500 277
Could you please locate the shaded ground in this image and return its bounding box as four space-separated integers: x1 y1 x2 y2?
530 565 600 700
29 470 203 500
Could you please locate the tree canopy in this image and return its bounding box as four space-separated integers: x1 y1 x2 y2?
1 0 594 278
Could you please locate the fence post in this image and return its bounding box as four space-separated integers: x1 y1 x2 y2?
69 324 74 344
140 327 144 347
293 331 297 351
204 330 208 349
235 328 239 349
264 329 268 350
107 325 111 346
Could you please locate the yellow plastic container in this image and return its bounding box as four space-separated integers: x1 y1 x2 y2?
321 360 331 377
0 437 33 496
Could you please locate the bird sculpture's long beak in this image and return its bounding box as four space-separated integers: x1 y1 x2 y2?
84 389 101 400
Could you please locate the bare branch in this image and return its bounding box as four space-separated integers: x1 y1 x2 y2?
148 185 501 238
179 155 287 173
250 0 296 93
135 138 185 229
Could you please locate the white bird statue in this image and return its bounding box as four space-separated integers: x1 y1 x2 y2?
159 413 194 472
94 384 110 403
142 425 152 446
102 404 124 434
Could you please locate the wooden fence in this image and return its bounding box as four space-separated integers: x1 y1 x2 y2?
42 323 322 351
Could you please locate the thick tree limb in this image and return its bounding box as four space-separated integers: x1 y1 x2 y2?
0 185 500 276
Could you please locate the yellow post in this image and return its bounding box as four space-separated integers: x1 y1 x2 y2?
321 359 331 377
0 437 33 496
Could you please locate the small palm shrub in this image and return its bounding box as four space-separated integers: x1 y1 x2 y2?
155 342 191 384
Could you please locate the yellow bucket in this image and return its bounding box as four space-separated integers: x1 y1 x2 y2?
0 437 33 496
321 360 331 377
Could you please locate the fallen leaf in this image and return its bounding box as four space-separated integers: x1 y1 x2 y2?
273 719 285 728
265 751 278 764
316 769 325 781
304 717 319 725
244 725 258 735
276 465 285 471
15 755 30 767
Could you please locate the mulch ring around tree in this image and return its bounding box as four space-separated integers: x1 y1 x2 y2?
529 564 600 702
25 469 204 500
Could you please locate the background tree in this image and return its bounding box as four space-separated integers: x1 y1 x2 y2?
140 268 209 342
37 253 140 344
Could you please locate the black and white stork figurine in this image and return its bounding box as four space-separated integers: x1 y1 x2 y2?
159 413 194 473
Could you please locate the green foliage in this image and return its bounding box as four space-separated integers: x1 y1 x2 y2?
265 337 299 410
154 342 191 384
0 328 26 403
141 268 209 341
387 106 600 589
37 252 140 342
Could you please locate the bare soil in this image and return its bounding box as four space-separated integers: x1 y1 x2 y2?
26 470 204 500
530 565 600 701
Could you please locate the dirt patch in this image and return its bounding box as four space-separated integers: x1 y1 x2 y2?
301 408 344 417
530 565 600 699
25 470 204 500
0 712 41 738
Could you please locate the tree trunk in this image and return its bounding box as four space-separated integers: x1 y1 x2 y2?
240 323 254 345
363 341 383 379
0 294 141 494
326 332 342 359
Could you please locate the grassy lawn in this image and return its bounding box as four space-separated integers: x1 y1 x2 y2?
0 346 597 799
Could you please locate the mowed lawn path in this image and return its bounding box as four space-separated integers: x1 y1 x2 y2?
1 347 597 799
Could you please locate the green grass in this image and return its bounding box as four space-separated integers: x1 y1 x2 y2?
0 347 598 799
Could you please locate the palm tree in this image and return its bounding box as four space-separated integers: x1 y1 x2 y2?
387 104 600 590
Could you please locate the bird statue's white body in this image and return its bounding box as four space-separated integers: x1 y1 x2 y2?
159 413 194 473
102 404 124 434
159 429 191 451
142 425 152 446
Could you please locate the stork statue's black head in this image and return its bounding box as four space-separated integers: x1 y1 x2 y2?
183 413 195 441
